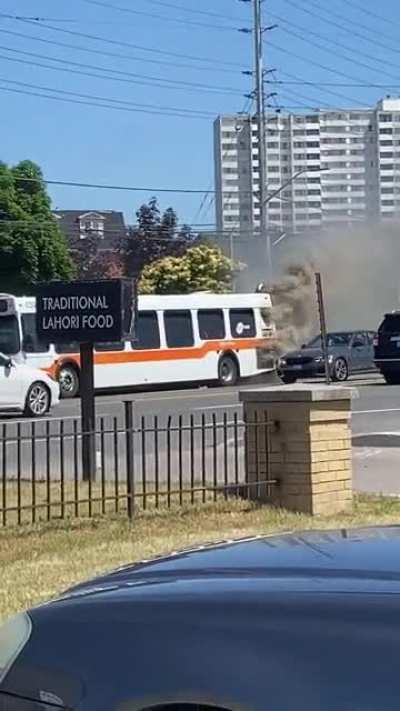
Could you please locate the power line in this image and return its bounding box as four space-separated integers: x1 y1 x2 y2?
0 27 241 76
8 175 244 195
279 0 400 58
192 97 254 226
332 0 400 31
266 38 384 96
0 14 244 69
274 70 374 108
80 0 240 32
269 16 400 84
9 16 82 23
0 221 218 231
144 0 243 22
269 79 400 89
0 220 275 241
0 45 244 97
269 8 400 74
310 0 400 44
0 79 214 119
276 86 332 110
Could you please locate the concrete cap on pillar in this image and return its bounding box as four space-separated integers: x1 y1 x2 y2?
239 383 356 403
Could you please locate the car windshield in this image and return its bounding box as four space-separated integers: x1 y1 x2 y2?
307 333 353 348
0 315 20 355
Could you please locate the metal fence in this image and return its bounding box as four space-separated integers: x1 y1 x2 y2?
0 403 276 527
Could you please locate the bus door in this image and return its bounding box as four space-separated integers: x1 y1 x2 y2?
20 312 54 369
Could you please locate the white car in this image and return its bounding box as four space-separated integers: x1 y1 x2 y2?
0 352 60 417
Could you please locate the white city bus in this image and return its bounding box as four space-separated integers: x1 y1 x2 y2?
0 292 276 397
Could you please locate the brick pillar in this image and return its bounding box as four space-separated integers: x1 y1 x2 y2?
239 384 354 516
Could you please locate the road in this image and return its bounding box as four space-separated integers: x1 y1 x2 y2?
2 372 400 496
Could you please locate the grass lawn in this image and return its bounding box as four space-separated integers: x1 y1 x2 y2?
1 494 400 621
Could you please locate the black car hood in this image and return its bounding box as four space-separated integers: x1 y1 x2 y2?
53 526 400 602
5 528 400 711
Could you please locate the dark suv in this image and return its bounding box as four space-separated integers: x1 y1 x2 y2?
374 312 400 384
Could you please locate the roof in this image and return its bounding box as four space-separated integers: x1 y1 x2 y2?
0 292 272 313
49 526 400 606
138 292 272 310
53 210 126 250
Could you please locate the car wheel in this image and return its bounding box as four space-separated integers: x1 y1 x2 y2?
281 375 297 384
58 364 80 398
383 372 400 385
218 355 239 386
332 357 348 382
24 382 50 418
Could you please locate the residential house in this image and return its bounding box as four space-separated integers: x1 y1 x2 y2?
53 210 127 252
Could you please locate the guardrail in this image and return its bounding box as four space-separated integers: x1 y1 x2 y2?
0 403 277 527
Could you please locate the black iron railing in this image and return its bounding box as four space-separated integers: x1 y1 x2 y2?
0 403 277 527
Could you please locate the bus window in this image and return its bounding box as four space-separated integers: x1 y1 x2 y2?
198 309 225 340
164 311 193 348
21 313 48 353
133 311 160 350
230 309 256 338
95 341 124 352
0 315 20 355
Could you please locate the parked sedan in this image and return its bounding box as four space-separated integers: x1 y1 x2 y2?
2 527 400 710
0 352 59 417
279 330 376 383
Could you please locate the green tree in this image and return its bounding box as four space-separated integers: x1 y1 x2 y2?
0 160 75 293
139 243 240 295
124 197 190 277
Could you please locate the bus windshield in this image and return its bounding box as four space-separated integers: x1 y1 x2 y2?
0 315 20 355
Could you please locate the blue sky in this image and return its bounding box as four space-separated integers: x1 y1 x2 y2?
1 0 400 228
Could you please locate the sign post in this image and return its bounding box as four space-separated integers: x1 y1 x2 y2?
79 342 96 481
315 272 331 386
36 279 135 482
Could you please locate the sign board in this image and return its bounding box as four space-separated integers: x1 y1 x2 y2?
36 279 136 344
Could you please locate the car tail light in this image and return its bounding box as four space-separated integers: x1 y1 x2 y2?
373 335 379 347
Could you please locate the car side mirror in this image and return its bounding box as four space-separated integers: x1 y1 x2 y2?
2 357 13 370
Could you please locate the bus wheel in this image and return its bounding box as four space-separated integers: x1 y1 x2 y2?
218 355 239 386
59 364 80 398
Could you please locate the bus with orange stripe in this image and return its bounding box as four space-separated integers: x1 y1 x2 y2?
0 292 276 398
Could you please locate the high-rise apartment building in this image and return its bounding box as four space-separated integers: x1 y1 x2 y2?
214 98 400 234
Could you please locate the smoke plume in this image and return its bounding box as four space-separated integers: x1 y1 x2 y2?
238 224 400 352
270 262 318 352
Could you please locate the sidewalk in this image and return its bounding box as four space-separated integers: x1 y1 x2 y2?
353 433 400 496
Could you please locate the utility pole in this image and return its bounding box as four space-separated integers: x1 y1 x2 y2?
253 0 271 282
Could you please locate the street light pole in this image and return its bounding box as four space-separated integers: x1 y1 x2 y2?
263 166 329 264
253 0 270 280
264 168 310 206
